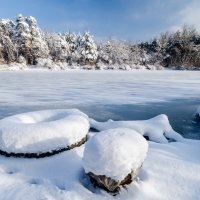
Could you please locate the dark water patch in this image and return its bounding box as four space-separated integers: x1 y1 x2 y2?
0 98 199 140
77 98 200 140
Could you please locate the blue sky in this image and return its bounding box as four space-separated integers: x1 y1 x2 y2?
0 0 199 41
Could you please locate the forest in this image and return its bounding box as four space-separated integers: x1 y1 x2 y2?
0 14 200 70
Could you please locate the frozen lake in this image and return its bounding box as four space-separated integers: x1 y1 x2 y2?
0 70 199 139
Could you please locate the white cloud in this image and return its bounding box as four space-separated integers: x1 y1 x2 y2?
169 0 200 31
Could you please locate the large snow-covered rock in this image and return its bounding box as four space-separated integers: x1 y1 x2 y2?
0 109 89 156
195 107 200 119
83 128 148 192
90 114 183 143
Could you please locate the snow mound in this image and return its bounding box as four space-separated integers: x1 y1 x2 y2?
83 128 148 181
195 106 200 118
0 109 89 154
90 114 183 143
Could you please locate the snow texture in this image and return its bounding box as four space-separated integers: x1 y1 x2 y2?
83 128 148 181
0 111 198 199
0 133 199 200
0 109 89 154
0 71 199 199
90 114 183 143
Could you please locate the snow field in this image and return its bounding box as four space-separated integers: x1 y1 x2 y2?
0 109 199 199
0 137 199 200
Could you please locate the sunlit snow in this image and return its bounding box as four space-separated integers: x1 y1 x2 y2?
0 70 199 200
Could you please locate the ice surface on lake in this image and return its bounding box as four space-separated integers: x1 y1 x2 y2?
0 70 199 107
0 70 199 139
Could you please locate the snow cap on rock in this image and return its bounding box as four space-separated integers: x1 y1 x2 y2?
0 109 89 154
83 128 148 181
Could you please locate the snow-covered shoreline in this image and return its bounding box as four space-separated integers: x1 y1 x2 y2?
1 64 200 72
0 64 160 71
0 114 199 200
0 70 199 106
0 65 199 73
0 70 199 199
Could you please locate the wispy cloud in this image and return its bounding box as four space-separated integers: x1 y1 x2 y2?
168 0 200 31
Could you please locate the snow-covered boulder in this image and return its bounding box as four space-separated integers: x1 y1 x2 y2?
195 107 200 119
90 114 183 143
0 109 89 157
83 128 148 192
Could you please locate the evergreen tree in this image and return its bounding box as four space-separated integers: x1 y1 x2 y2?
26 16 49 64
14 14 32 63
45 32 69 62
0 19 16 63
64 32 79 65
77 32 98 65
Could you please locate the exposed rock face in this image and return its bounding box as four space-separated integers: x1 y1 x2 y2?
88 172 120 192
87 165 142 193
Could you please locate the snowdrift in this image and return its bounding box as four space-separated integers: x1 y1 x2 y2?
90 114 183 143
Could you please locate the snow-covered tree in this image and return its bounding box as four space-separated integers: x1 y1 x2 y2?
98 39 131 67
45 32 69 62
64 32 79 65
111 40 130 65
14 14 32 63
14 14 49 65
77 32 98 65
65 32 77 53
0 19 16 63
129 44 143 66
1 14 200 70
26 16 49 64
97 41 112 65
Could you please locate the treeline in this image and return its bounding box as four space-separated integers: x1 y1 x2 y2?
0 14 200 70
140 26 200 70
